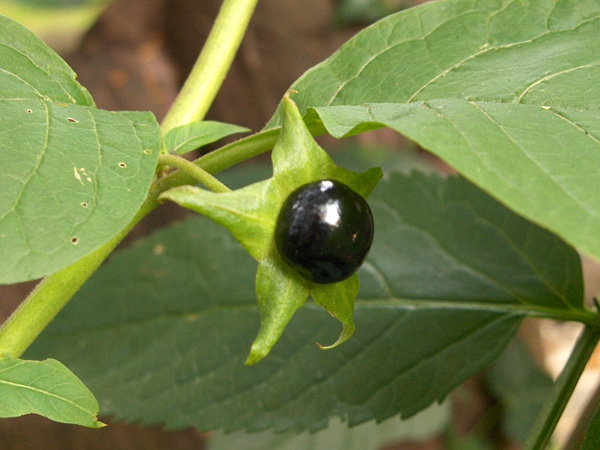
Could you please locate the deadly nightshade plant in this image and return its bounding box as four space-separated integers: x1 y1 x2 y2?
160 94 382 364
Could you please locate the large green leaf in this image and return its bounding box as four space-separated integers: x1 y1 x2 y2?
266 0 600 261
26 171 586 432
0 356 103 428
0 15 160 283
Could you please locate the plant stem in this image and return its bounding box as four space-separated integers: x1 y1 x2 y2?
158 153 231 192
160 0 260 134
523 326 600 450
195 128 280 173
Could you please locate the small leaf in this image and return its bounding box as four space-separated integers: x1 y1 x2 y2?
0 15 161 283
161 182 274 261
163 121 250 155
0 356 103 428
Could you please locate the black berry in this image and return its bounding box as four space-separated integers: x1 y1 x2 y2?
275 180 374 284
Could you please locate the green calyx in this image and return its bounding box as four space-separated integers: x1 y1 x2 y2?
160 93 382 364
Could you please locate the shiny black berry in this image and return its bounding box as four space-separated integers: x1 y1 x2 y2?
275 180 374 284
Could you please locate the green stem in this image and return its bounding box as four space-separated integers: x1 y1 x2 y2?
160 0 260 134
523 326 600 450
0 195 159 358
158 153 231 193
195 128 280 173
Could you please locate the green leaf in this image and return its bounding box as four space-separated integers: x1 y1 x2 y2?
26 171 585 432
311 100 600 266
0 15 161 283
0 356 103 428
266 0 600 261
163 121 250 155
161 96 382 363
208 402 448 450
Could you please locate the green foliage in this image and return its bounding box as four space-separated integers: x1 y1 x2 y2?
27 170 584 431
0 14 161 283
162 121 250 155
0 356 103 428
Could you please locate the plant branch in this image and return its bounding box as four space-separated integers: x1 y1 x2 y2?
160 0 260 134
158 153 231 193
523 326 600 450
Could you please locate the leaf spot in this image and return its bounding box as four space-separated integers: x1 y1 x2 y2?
67 118 78 123
73 167 84 185
26 109 33 114
70 237 79 245
143 149 153 155
118 162 127 168
153 244 165 255
81 202 88 208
